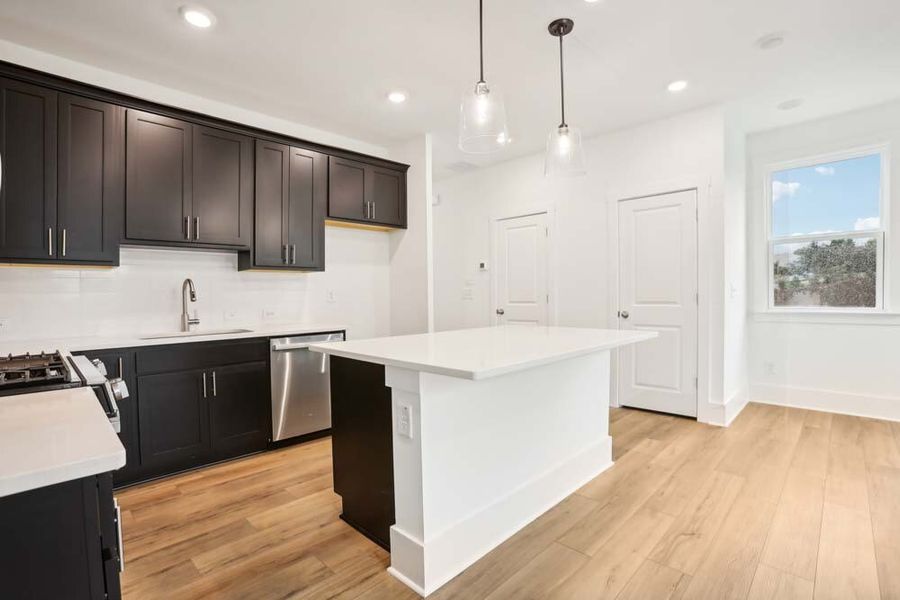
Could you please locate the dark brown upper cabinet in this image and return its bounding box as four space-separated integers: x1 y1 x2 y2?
125 110 192 244
0 77 57 261
192 125 252 247
58 94 124 264
327 156 407 228
239 140 326 271
125 109 251 249
0 78 123 265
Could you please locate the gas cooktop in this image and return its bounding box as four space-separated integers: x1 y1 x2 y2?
0 351 77 395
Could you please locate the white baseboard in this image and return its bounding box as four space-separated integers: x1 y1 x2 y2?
751 383 900 422
389 436 613 596
702 390 750 427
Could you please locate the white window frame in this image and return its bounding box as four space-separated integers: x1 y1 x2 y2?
764 143 890 313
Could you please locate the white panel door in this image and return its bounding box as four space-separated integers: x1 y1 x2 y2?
617 190 698 417
495 213 549 326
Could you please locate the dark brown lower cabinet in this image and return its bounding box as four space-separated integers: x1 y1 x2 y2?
209 361 269 460
0 473 122 600
330 356 395 549
138 368 211 474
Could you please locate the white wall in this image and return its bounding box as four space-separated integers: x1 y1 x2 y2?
433 107 739 424
388 135 435 336
748 100 900 421
722 113 750 416
0 41 404 345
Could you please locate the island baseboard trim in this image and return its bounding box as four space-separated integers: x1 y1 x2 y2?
389 436 613 596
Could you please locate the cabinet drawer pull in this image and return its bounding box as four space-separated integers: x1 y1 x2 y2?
291 244 297 265
212 371 217 397
184 216 191 240
194 217 200 240
61 228 67 257
117 357 123 379
202 372 208 398
371 202 375 221
283 244 289 264
48 227 53 256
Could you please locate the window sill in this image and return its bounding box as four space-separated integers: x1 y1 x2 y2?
752 310 900 325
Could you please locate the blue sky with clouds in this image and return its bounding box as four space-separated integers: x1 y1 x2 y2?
771 153 881 237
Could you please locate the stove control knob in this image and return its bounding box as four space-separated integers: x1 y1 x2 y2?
90 358 108 377
109 378 130 402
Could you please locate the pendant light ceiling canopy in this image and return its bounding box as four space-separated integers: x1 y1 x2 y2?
545 18 586 177
458 0 510 154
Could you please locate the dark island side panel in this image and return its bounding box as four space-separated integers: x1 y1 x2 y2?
329 355 395 550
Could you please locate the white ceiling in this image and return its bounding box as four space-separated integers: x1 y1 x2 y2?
1 0 899 178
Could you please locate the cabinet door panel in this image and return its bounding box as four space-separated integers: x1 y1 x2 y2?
287 147 326 269
369 166 405 227
137 369 209 471
193 125 251 247
328 156 367 222
254 140 288 267
0 78 57 259
209 361 269 460
58 94 123 263
125 109 192 243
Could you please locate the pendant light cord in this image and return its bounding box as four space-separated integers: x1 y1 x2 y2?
478 0 485 83
558 34 566 127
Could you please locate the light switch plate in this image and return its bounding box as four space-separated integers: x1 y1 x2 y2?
398 403 413 439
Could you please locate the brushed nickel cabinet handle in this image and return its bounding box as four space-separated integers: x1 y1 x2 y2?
212 371 217 397
61 228 67 257
48 227 53 256
184 216 190 240
117 357 124 379
194 217 200 240
202 372 207 398
371 202 375 221
291 244 297 265
283 244 289 264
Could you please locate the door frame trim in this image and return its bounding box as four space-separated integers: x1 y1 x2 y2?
489 207 555 326
607 178 709 419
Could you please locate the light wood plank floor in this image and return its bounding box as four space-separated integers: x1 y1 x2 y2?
118 403 900 599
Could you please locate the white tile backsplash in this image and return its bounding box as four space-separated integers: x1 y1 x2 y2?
0 227 391 343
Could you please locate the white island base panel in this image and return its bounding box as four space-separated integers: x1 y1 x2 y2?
385 350 613 596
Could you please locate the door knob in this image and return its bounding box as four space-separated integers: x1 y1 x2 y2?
619 310 630 319
496 308 505 315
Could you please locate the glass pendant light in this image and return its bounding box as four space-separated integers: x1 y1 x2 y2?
545 18 586 176
458 0 509 153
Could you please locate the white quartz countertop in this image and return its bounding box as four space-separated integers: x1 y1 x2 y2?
308 326 657 380
0 388 126 497
0 322 346 355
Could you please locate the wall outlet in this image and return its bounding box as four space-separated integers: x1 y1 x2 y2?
261 308 278 321
397 403 413 439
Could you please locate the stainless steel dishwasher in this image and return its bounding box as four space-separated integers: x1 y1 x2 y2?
270 331 344 441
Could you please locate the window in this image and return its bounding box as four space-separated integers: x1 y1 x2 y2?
766 149 887 311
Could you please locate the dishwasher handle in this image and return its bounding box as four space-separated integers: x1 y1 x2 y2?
271 342 313 352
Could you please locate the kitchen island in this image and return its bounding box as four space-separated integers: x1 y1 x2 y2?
310 325 656 596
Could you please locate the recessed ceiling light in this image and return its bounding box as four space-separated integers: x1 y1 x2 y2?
180 6 215 29
667 80 688 93
387 90 408 104
777 98 804 111
756 33 785 50
584 0 602 3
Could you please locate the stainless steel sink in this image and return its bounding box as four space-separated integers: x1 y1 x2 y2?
140 328 253 340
